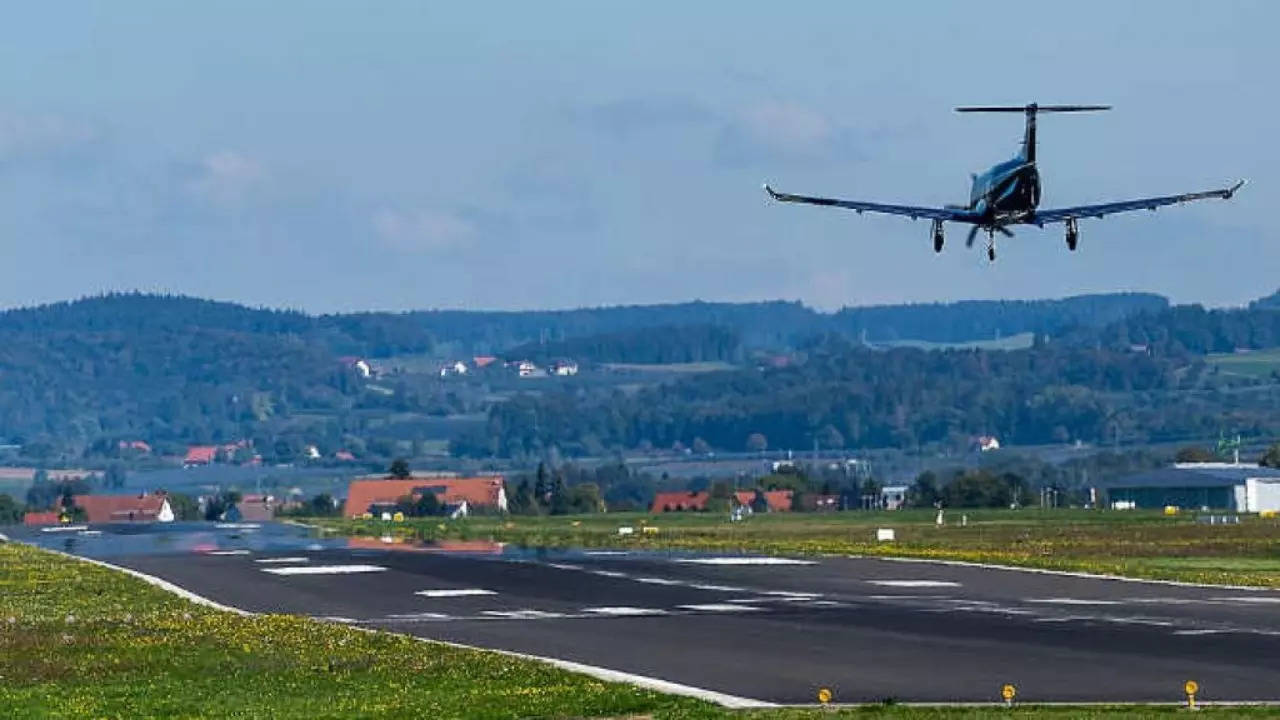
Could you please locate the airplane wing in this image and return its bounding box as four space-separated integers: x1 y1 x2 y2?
764 184 970 222
1032 180 1246 225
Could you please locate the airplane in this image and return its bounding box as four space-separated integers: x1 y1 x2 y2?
763 103 1245 261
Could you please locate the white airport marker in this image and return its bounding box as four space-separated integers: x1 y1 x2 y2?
481 610 567 619
415 589 497 598
635 577 684 586
208 550 251 556
679 603 764 613
582 607 669 617
262 564 385 575
1025 597 1122 606
689 583 748 592
254 557 309 564
868 580 960 588
676 557 816 566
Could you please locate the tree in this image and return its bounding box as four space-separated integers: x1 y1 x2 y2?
412 492 440 517
0 493 23 524
692 437 711 455
388 458 411 479
308 493 339 516
816 424 845 450
1259 442 1280 468
908 471 941 508
706 480 734 513
105 463 127 490
746 433 768 453
166 493 202 521
1175 446 1215 463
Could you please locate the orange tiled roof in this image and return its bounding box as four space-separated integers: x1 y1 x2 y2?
345 475 505 517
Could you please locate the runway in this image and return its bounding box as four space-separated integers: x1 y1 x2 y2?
11 521 1280 705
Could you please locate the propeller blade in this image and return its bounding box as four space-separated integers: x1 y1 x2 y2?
996 226 1014 237
966 225 980 248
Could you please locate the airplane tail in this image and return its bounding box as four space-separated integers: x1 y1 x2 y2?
955 104 1110 163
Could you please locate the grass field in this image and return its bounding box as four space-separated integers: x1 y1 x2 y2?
1207 348 1280 379
2 541 1275 719
315 508 1280 588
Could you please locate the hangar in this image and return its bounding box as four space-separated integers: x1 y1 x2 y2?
1101 463 1280 512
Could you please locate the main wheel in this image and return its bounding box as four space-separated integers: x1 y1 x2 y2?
988 246 996 262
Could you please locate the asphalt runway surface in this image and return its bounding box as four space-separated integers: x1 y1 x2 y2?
10 521 1280 705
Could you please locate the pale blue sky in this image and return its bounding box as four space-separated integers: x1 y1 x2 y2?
1 1 1274 312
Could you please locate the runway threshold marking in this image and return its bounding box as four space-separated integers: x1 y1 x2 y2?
868 580 960 588
261 564 386 575
415 589 497 598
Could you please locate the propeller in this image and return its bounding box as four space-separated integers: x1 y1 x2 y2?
966 225 980 248
996 225 1014 238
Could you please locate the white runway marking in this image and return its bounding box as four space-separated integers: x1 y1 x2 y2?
481 610 567 619
262 564 385 575
254 557 309 564
548 563 584 571
582 606 669 616
1025 597 1122 606
635 577 683 586
1213 596 1280 604
584 551 629 556
679 603 764 613
1174 629 1224 636
415 588 497 598
386 612 453 620
760 590 822 598
40 525 89 533
868 580 960 588
591 570 628 578
677 557 816 566
77 530 103 536
215 523 261 530
689 583 748 592
208 550 251 556
320 616 357 623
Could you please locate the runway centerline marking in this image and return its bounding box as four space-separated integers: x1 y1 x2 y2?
591 570 628 578
634 577 683 585
676 557 816 566
1212 596 1280 604
1025 597 1122 605
582 607 669 616
679 603 764 613
415 588 497 598
254 557 309 564
868 580 960 588
481 610 567 619
689 584 748 592
208 550 251 556
261 564 385 575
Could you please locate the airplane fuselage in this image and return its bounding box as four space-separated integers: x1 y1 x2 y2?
967 156 1040 225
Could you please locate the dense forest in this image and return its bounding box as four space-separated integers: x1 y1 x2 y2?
0 289 1276 462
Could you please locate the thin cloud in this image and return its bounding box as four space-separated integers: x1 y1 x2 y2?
372 207 477 253
713 101 867 168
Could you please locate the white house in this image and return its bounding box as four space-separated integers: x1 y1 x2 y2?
516 360 541 378
551 359 579 376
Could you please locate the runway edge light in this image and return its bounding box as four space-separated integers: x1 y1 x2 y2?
1001 683 1017 707
1185 680 1198 709
817 687 832 705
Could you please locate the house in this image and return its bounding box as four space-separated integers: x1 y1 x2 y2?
651 490 710 513
439 360 469 377
344 474 508 517
1099 463 1280 512
183 446 218 466
472 356 498 369
650 489 793 513
334 450 356 462
514 360 541 378
117 440 152 455
304 445 321 460
236 494 293 522
338 356 373 378
550 359 579 377
975 436 1001 452
22 510 61 525
73 493 173 523
881 485 909 510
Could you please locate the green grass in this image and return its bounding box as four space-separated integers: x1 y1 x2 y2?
2 541 1276 718
315 508 1280 588
1207 348 1280 379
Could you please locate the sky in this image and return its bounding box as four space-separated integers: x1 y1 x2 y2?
1 1 1276 313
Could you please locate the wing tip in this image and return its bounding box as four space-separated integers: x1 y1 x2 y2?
763 183 780 200
1227 179 1248 198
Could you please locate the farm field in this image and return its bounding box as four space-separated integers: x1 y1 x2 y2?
1208 348 1280 379
315 508 1280 588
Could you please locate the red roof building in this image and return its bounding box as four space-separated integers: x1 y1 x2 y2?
72 493 172 523
334 450 356 462
651 489 794 513
345 475 508 517
472 356 498 369
23 511 61 526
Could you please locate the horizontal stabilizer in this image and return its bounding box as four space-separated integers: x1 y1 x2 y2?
956 104 1111 113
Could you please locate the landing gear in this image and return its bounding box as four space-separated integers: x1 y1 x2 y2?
1065 217 1079 251
986 229 996 262
931 219 944 253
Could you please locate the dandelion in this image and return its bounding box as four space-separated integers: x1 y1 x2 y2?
65 614 75 624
